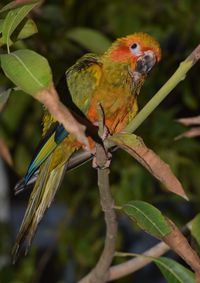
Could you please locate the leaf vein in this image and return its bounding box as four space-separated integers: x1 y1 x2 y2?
11 52 45 89
6 6 26 50
126 204 167 237
155 260 184 283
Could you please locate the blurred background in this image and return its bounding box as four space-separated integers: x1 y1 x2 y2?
1 0 200 282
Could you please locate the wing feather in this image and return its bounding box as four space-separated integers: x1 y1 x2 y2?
66 53 102 113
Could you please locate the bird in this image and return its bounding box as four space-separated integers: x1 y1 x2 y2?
12 32 161 261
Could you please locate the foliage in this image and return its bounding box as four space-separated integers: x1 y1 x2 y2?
0 1 200 283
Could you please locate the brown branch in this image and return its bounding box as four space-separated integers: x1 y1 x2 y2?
108 241 170 281
37 84 90 151
78 105 118 283
108 221 194 281
186 44 200 63
91 146 117 283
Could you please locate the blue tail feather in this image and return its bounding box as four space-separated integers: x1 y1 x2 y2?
14 123 68 194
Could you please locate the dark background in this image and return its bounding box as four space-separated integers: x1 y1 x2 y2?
0 0 200 282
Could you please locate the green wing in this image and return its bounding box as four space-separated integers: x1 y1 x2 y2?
66 53 102 114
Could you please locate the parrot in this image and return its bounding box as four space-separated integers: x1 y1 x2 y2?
12 32 161 261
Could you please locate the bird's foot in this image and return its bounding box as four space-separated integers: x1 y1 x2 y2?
92 118 111 168
92 150 112 169
93 121 110 141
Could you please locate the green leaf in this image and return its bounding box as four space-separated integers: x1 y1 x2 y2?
0 49 52 96
192 213 200 246
0 88 12 111
115 252 195 283
123 200 172 238
66 27 111 54
0 20 3 47
0 19 4 33
17 18 38 40
0 0 38 13
154 257 195 283
1 2 38 51
1 89 32 132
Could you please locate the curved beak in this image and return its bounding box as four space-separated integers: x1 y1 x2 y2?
135 50 156 75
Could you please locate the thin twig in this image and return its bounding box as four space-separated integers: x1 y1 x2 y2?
108 241 169 281
108 221 193 281
78 105 118 283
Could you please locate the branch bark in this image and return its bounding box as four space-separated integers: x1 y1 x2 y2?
108 241 169 281
107 221 193 281
78 144 118 283
78 105 118 283
37 84 90 151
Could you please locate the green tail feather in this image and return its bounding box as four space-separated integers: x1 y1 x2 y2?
12 149 74 262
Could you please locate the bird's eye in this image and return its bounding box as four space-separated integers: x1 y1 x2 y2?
131 43 138 49
130 42 141 55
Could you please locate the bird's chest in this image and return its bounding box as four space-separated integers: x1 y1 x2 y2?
87 79 137 134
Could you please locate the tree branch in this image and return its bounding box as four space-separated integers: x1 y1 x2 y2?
37 84 90 151
108 241 169 281
108 221 193 281
78 105 118 283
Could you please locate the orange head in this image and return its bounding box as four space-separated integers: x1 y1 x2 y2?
105 32 161 76
109 32 161 62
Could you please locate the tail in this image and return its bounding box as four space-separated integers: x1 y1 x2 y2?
12 149 74 263
14 123 68 195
